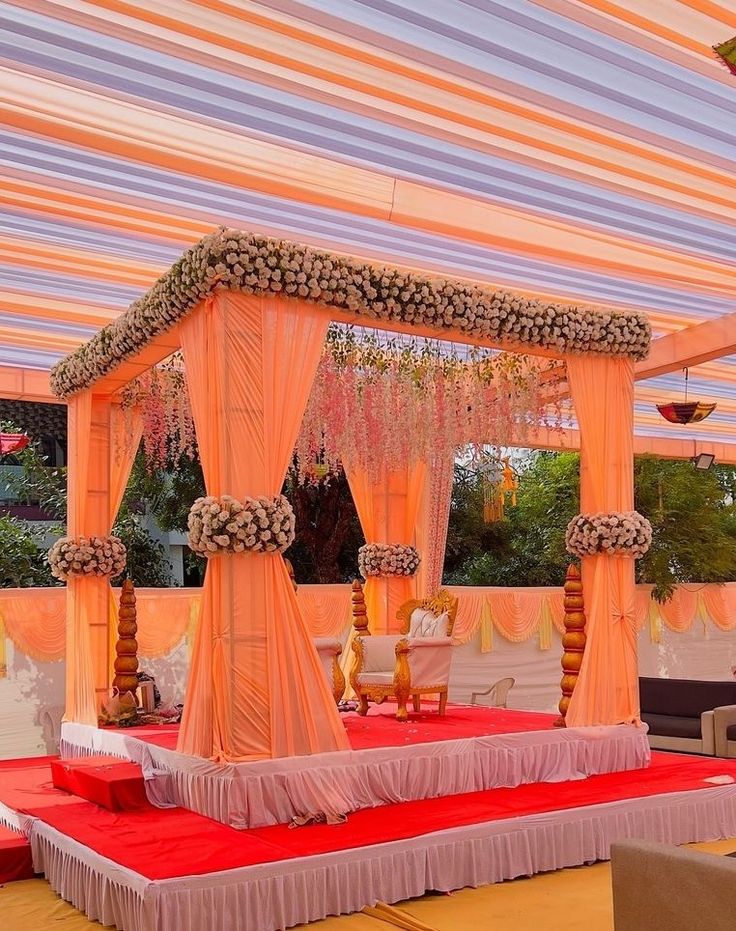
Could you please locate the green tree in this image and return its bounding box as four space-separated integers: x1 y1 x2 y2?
3 427 176 587
446 451 736 600
0 515 57 587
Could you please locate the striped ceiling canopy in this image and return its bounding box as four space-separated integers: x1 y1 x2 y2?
1 0 735 445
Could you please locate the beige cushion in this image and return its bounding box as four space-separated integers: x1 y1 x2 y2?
361 635 400 673
359 672 395 686
410 608 449 638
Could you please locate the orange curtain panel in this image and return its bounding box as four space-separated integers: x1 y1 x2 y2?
346 461 427 634
65 396 143 723
176 293 348 761
565 356 638 727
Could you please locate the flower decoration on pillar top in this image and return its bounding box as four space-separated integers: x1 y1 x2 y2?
358 543 421 578
50 228 650 399
565 511 652 559
187 494 296 557
48 535 127 581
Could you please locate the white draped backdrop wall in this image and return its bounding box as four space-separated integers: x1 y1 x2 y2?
3 583 736 759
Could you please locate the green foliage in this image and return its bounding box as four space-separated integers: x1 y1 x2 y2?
1 421 67 520
0 515 57 587
446 452 736 600
124 451 204 534
112 512 176 588
635 456 736 601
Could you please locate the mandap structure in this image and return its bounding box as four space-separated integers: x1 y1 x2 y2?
50 228 652 761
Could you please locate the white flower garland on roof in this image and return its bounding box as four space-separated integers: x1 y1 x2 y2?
50 228 651 398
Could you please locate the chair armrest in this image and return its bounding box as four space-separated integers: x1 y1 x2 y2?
406 637 452 651
712 704 736 757
701 710 715 756
313 638 342 656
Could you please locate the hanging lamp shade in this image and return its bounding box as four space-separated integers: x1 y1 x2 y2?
656 401 717 425
714 36 736 75
0 432 29 455
655 368 717 425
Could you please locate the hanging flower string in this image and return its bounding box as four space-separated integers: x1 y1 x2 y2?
119 327 560 476
294 326 560 481
120 355 196 469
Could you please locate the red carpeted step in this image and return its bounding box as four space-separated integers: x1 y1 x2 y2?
0 824 33 884
51 756 150 812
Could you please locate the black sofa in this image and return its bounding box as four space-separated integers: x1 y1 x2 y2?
639 676 736 755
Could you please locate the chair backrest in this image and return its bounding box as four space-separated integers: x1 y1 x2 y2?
397 589 459 637
471 677 515 707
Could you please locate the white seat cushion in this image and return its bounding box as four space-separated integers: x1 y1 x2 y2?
359 672 395 686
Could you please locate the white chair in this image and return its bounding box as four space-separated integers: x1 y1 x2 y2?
470 676 515 708
313 638 346 704
350 586 458 722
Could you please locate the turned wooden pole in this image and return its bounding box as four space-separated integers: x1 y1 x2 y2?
554 564 587 727
351 579 370 635
112 579 139 701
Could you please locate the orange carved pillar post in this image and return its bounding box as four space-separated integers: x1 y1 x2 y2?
112 580 139 701
554 564 587 727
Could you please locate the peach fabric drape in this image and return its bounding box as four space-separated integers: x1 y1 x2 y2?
177 292 348 761
658 587 699 633
565 356 638 727
107 404 144 681
702 585 736 632
133 589 193 657
0 588 65 662
0 588 201 663
346 462 427 634
297 584 353 638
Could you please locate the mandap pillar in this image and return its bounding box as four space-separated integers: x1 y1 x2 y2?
176 292 349 761
65 392 112 723
565 356 641 727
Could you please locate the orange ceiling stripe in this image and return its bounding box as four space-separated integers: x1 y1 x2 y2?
28 0 736 225
680 0 736 28
534 0 732 81
0 241 161 287
0 292 118 327
577 0 721 56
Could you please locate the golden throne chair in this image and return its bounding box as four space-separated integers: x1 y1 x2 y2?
349 583 458 722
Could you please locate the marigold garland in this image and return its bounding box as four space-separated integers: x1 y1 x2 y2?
50 228 650 398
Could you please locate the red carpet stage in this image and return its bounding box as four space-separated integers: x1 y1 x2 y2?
2 753 736 930
59 705 651 828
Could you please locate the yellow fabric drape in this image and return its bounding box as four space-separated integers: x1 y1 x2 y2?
176 292 349 761
346 462 427 634
565 356 638 727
